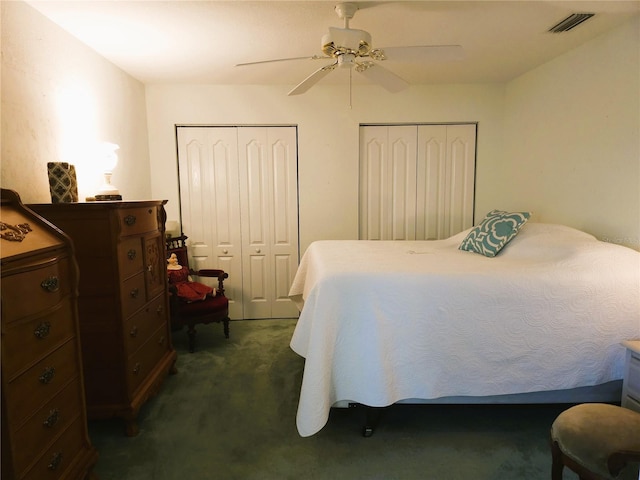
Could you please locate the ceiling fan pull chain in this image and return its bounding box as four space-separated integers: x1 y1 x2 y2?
349 68 353 109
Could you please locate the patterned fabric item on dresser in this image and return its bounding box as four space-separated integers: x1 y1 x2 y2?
47 162 78 203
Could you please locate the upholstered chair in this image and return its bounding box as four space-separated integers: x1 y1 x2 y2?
550 403 640 480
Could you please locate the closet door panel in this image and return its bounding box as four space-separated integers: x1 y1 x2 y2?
238 128 272 319
359 127 386 240
417 125 447 240
268 128 300 318
390 128 417 240
445 125 476 238
177 127 243 318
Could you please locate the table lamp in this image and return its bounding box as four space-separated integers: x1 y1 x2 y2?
95 142 122 201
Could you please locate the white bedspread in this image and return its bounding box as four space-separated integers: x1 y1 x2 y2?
288 223 640 437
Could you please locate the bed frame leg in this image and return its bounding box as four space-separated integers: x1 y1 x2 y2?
364 406 383 437
349 403 382 437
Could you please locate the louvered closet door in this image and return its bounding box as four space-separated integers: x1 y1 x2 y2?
177 127 243 318
360 124 475 241
237 127 299 319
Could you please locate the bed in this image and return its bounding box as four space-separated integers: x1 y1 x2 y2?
288 221 640 437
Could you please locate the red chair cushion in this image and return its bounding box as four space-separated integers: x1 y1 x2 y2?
178 295 228 315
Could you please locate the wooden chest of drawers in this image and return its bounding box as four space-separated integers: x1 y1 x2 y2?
1 189 98 480
30 200 177 436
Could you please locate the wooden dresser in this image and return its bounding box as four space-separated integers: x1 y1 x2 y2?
30 200 177 436
1 189 98 480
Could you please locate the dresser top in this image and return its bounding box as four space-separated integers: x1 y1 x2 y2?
29 200 168 210
622 340 640 354
1 190 67 262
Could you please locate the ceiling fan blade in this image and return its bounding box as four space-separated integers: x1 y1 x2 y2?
375 45 465 62
288 63 337 96
357 63 409 93
236 55 326 67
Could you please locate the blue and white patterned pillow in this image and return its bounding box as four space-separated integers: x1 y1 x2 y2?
459 210 531 257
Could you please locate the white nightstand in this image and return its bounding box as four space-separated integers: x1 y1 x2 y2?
621 340 640 413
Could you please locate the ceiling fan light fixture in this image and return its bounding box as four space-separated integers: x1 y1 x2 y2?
355 61 374 73
370 49 386 61
338 53 356 68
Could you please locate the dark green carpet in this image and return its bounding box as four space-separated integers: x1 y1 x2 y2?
87 319 620 479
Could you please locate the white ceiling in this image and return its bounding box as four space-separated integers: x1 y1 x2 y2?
27 0 640 87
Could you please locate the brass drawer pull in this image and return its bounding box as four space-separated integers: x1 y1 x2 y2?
43 409 60 428
130 326 138 337
156 305 163 315
130 288 140 299
34 321 52 339
39 366 56 384
48 452 63 471
124 215 136 226
132 362 141 375
41 276 59 293
127 249 137 260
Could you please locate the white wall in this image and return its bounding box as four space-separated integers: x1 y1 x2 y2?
146 84 505 252
1 1 151 203
501 17 640 250
3 1 637 252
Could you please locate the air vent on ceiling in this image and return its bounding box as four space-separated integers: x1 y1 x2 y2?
548 13 595 33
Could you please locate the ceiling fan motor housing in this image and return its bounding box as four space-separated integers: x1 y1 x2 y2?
321 27 372 57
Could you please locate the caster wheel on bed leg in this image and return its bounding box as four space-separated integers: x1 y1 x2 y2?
363 425 374 437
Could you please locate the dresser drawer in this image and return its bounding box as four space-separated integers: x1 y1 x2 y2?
126 324 170 395
5 340 80 428
12 378 82 475
21 417 86 480
118 206 159 237
625 352 640 401
1 257 72 322
123 295 168 356
2 302 76 379
118 236 144 280
121 272 147 319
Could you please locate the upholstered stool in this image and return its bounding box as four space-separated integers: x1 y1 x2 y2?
550 403 640 480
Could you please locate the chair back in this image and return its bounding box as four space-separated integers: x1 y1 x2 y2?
166 235 190 270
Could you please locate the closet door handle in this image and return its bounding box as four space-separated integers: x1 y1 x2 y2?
255 248 261 254
222 249 228 254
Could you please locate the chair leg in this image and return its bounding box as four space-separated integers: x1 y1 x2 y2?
187 325 197 353
223 317 230 339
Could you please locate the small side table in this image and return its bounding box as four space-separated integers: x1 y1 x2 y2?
621 340 640 413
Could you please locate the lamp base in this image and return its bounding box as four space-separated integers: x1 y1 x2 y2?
95 194 123 201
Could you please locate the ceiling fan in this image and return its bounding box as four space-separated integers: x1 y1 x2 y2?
235 2 465 96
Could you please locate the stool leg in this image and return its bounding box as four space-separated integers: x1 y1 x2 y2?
550 436 564 480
